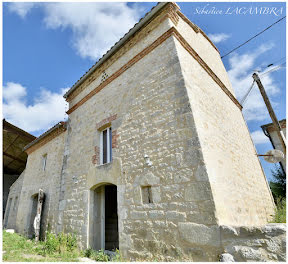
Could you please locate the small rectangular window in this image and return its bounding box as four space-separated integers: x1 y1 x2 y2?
42 154 47 171
100 127 112 165
141 186 153 204
13 196 18 211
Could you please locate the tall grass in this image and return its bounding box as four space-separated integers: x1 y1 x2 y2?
3 230 121 262
273 198 286 223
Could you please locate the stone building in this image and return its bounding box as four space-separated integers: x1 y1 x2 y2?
5 2 284 261
3 119 35 225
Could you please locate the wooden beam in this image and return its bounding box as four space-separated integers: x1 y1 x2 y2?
4 135 20 153
3 121 36 141
3 152 26 164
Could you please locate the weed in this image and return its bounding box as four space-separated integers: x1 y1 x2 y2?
3 230 121 262
91 249 110 262
111 249 122 262
272 197 286 223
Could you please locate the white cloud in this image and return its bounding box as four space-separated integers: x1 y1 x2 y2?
8 2 37 18
3 82 68 135
3 82 26 101
8 2 143 60
227 43 282 122
208 33 230 44
251 130 270 145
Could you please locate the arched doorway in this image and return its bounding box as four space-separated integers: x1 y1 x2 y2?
89 184 119 251
28 194 38 238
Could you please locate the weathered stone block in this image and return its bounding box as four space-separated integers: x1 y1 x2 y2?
178 222 220 246
184 182 212 201
166 211 186 221
149 210 165 219
130 211 147 220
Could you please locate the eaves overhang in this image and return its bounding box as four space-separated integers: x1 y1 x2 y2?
63 2 173 100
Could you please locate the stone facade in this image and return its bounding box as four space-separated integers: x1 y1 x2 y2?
3 172 24 230
3 173 19 222
6 2 283 261
10 126 66 238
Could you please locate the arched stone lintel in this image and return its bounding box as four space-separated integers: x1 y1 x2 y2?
90 182 116 191
87 157 121 190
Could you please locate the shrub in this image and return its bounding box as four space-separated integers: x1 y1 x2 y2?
66 233 77 252
111 249 122 262
272 197 286 223
43 231 77 255
43 231 59 254
83 248 110 261
270 165 286 199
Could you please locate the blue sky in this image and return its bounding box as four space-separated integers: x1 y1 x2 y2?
2 1 286 181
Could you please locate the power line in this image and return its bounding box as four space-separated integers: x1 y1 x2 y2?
233 56 286 85
260 62 286 77
254 57 286 74
221 16 286 59
240 61 286 106
240 80 255 105
270 56 286 65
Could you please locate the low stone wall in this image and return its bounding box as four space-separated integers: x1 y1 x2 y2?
221 224 286 262
178 222 286 261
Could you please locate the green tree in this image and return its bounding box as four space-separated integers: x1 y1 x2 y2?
269 165 286 200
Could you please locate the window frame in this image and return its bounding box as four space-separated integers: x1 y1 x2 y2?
42 154 47 171
99 127 112 165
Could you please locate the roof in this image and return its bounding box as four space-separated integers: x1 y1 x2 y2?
63 2 172 99
23 121 67 153
261 119 286 131
3 119 36 175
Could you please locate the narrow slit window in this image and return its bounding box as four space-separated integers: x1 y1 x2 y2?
13 196 18 211
141 186 153 204
42 154 47 171
100 127 112 165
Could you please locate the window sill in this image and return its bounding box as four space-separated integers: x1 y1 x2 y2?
96 161 113 169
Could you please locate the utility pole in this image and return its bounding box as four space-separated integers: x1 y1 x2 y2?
252 72 286 154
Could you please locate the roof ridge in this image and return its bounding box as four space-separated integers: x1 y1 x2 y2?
64 2 173 99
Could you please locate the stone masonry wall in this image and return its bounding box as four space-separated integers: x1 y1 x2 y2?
221 224 286 261
3 171 25 230
178 44 275 225
175 13 234 95
10 3 284 262
115 35 218 261
178 223 286 261
174 15 275 226
59 15 219 260
68 6 175 109
15 132 66 237
3 173 19 220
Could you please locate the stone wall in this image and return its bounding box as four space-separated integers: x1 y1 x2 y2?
68 5 175 109
3 171 24 230
221 224 286 262
58 14 219 258
174 14 275 226
15 131 66 237
7 3 284 262
3 173 19 219
178 223 286 261
175 12 234 96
